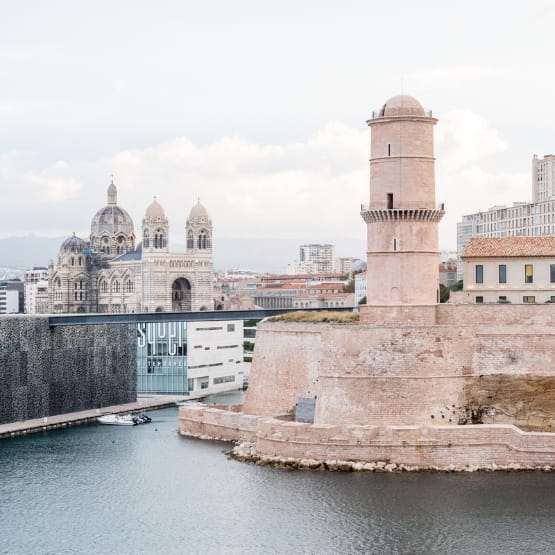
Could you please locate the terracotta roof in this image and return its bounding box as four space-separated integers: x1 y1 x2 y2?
462 236 555 258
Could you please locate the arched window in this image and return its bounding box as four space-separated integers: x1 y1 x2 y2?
125 279 133 292
187 230 194 249
198 230 209 249
71 257 75 266
113 280 120 293
143 230 149 248
100 280 108 293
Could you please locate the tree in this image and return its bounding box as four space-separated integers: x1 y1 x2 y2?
439 283 450 303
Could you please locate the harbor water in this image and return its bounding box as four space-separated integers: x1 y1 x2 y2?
1 392 554 555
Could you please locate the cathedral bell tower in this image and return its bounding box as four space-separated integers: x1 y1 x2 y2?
361 95 444 305
142 198 169 253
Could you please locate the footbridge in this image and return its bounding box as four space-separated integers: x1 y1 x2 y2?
47 307 353 326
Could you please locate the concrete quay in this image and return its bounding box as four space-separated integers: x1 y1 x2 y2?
0 395 188 439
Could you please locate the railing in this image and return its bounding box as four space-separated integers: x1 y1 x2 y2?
47 307 354 327
361 202 445 211
368 109 433 120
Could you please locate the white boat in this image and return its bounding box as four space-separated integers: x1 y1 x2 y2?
97 414 136 426
97 413 153 426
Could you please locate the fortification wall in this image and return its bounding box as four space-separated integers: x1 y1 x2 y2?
178 404 262 442
0 316 136 424
254 418 555 467
242 323 324 415
242 310 555 430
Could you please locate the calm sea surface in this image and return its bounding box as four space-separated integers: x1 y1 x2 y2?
1 392 555 555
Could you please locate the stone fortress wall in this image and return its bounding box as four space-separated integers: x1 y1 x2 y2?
179 303 555 468
0 316 136 425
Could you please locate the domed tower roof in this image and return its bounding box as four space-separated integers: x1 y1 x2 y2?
91 181 134 235
145 198 166 220
60 233 87 253
379 95 425 117
188 200 210 220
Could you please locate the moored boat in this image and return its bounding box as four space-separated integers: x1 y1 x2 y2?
97 414 136 426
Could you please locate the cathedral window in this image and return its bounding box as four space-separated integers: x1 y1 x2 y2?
101 280 108 293
113 280 120 293
144 230 149 248
187 230 194 249
125 280 133 292
71 257 75 266
198 230 210 249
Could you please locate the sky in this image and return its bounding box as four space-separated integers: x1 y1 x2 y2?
1 0 555 255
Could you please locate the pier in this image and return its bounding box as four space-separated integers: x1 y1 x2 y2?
0 395 188 439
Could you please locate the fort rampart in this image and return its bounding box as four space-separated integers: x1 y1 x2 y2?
179 304 555 468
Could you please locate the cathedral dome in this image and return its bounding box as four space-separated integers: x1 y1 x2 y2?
189 200 209 220
91 182 134 235
60 233 87 253
380 95 425 117
145 198 166 220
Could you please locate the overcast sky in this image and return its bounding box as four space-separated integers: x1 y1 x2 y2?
1 0 554 254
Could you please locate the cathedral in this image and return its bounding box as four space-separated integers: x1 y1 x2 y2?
47 181 214 313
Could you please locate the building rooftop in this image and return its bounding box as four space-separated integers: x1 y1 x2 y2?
462 236 555 258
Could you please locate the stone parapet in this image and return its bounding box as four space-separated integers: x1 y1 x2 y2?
178 404 264 442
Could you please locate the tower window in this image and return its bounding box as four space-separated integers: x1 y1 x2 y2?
393 238 397 251
387 193 393 210
387 143 391 156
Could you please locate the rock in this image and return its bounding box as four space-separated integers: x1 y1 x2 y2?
385 463 397 472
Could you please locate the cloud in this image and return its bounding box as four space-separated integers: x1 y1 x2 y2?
0 113 528 255
0 122 369 248
436 110 528 248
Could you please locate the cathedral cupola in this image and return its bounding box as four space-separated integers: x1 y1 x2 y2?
142 197 169 253
186 199 212 253
90 179 135 257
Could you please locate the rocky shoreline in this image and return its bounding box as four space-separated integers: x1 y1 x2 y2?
229 441 555 473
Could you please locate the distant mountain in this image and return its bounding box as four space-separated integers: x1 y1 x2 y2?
0 235 63 269
0 235 365 274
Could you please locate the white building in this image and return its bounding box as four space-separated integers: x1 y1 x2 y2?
461 236 555 304
288 244 336 275
456 154 555 281
354 270 367 304
0 281 21 313
23 267 48 314
137 320 245 397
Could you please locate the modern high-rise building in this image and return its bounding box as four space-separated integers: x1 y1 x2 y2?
298 243 336 273
532 154 555 203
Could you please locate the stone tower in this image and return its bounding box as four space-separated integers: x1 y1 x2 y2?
361 94 444 305
142 198 169 253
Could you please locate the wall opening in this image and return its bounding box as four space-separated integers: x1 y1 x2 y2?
387 193 393 209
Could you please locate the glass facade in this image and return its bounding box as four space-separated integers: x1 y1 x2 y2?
137 322 188 394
